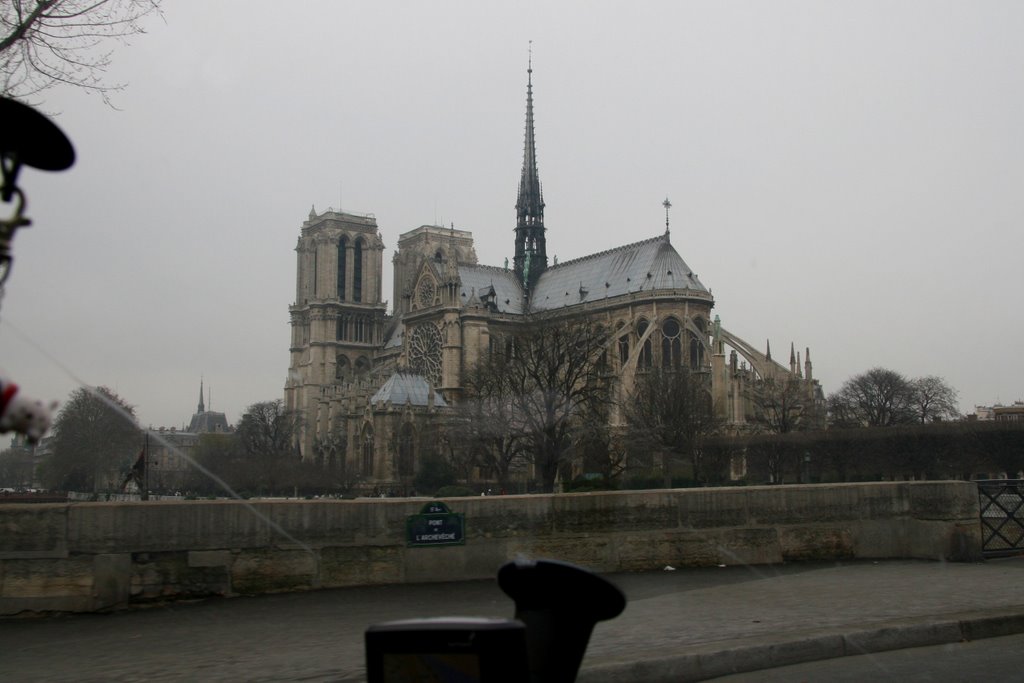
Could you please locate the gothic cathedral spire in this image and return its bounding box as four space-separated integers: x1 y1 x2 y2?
514 47 547 293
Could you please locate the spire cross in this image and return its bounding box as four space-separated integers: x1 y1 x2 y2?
662 197 672 234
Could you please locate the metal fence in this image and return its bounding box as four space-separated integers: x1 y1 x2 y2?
977 479 1024 558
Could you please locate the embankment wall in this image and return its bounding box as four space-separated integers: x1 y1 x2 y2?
0 481 982 615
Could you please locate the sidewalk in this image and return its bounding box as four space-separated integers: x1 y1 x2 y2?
2 557 1023 681
581 556 1024 681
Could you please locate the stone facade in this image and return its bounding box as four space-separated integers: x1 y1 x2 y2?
284 66 823 490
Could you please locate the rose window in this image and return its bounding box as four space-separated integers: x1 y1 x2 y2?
409 323 443 386
417 276 437 308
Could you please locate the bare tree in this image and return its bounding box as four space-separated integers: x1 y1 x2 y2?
236 399 303 495
910 375 960 423
456 364 528 491
0 0 162 104
465 316 610 493
624 367 722 485
750 375 809 434
828 367 917 428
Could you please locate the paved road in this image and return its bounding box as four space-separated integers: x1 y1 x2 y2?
710 632 1024 682
3 558 1024 682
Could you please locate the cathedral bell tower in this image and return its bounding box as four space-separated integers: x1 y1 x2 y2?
513 51 547 294
285 207 387 460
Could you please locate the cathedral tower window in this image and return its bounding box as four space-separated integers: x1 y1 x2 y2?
335 354 349 380
337 236 347 300
354 238 364 302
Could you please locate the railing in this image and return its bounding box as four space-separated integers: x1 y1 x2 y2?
977 480 1024 557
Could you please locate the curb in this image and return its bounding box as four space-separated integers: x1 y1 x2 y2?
578 608 1024 682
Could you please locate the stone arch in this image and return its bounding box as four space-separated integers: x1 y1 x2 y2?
335 354 349 380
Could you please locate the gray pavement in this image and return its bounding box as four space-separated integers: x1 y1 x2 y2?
2 557 1023 682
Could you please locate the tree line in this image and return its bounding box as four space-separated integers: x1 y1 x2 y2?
0 387 319 497
1 320 1011 497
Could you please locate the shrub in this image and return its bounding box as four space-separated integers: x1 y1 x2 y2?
433 485 476 498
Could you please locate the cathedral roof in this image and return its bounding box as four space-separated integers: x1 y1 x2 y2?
529 234 708 312
458 264 525 314
371 372 448 407
187 411 230 434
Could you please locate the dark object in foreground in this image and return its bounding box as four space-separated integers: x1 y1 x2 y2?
365 558 626 683
499 558 626 683
365 617 528 683
0 96 75 285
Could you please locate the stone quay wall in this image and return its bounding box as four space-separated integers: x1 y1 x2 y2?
0 481 982 615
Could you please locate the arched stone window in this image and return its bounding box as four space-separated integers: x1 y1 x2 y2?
353 238 364 303
335 354 349 380
397 423 414 478
636 318 652 369
690 337 701 370
354 356 371 376
312 249 318 297
337 236 347 300
361 424 374 476
662 318 682 368
618 332 630 367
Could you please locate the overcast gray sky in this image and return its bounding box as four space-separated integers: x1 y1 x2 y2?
2 1 1021 429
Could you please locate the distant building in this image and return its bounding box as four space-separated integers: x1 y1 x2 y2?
187 379 230 434
994 402 1024 423
972 405 996 421
970 402 1024 422
145 428 197 493
0 434 44 489
145 381 232 492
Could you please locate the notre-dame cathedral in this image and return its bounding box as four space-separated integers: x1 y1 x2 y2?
284 63 823 490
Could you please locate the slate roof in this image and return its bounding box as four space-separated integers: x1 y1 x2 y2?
187 411 230 434
384 318 404 349
458 264 525 314
370 372 448 407
530 234 708 312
